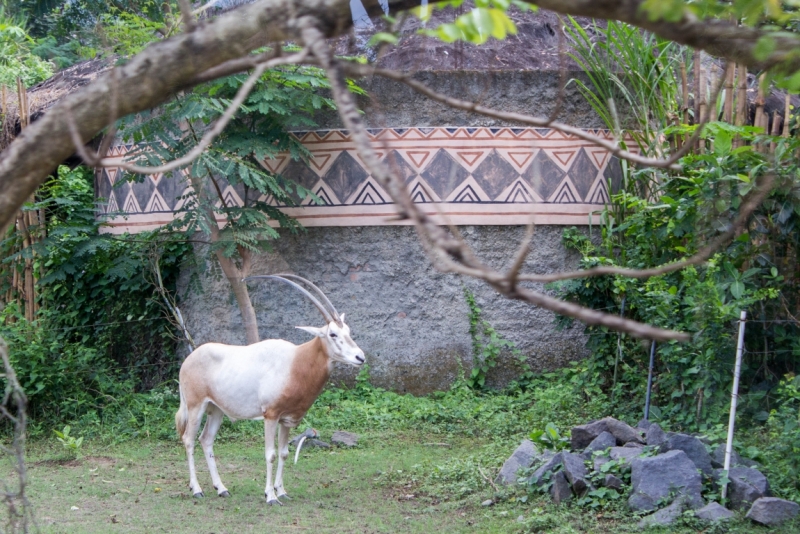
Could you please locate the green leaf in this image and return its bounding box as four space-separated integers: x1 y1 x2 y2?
753 36 776 61
366 32 399 47
730 280 745 299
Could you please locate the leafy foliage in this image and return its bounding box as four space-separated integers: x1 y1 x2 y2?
565 18 684 153
412 0 535 45
553 127 800 431
0 165 189 431
0 5 53 85
53 425 83 458
759 374 800 502
116 61 348 262
529 422 570 451
463 286 527 389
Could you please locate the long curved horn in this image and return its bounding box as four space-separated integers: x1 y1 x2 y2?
273 273 342 325
243 275 335 324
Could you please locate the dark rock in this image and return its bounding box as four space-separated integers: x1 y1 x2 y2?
628 450 704 512
638 498 686 528
724 467 770 510
624 442 644 448
609 447 642 470
528 452 563 487
496 439 539 485
637 418 654 431
331 431 359 447
593 455 610 473
711 444 740 469
604 417 645 445
550 470 572 504
646 424 667 447
571 420 610 450
710 444 758 469
305 438 331 448
695 502 735 522
746 497 799 526
581 431 616 460
603 474 623 491
561 452 588 494
660 433 713 475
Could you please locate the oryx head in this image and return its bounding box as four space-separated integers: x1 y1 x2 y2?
243 274 365 367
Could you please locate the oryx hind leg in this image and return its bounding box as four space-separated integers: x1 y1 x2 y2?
181 401 207 498
199 403 229 497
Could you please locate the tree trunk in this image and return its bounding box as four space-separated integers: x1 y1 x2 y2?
188 173 260 345
214 250 259 345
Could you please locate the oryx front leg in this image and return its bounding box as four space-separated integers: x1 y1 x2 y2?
263 419 281 505
199 404 229 497
274 424 291 500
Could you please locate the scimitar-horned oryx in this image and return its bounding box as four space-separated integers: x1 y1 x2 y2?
175 274 364 505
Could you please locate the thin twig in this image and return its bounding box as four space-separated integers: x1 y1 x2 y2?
515 172 775 283
336 61 731 171
68 50 308 175
478 466 499 493
300 20 689 342
177 0 197 32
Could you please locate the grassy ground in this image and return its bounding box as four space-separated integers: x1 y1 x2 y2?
19 429 798 534
26 432 513 534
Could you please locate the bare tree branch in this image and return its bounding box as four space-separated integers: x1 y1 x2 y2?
0 338 35 533
517 172 776 283
1 0 798 233
301 20 690 342
176 0 197 32
70 50 308 175
338 61 729 170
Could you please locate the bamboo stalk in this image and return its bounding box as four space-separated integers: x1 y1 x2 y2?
697 52 707 151
735 64 748 126
754 74 766 130
723 65 735 124
693 50 701 125
681 60 689 126
754 74 767 152
734 64 748 149
783 93 791 138
770 111 782 153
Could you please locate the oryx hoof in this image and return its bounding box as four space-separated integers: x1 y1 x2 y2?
218 491 231 498
277 493 291 500
193 492 205 499
266 496 283 506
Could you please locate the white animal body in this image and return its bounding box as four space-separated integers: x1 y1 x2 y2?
175 275 364 505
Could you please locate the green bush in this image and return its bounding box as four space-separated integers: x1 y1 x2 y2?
552 129 800 431
759 374 800 503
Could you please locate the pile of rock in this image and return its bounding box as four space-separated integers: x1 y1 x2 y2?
496 417 799 527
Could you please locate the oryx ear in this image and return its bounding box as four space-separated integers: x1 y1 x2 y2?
339 313 345 323
296 326 326 338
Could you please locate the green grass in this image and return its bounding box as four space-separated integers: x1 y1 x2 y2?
18 429 798 534
24 432 514 533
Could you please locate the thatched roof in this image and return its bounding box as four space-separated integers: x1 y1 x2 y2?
0 57 114 151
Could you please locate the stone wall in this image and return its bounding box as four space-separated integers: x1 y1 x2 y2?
110 69 603 392
177 224 590 394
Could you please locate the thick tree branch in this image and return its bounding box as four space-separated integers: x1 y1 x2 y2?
525 0 800 73
75 50 308 175
1 0 798 232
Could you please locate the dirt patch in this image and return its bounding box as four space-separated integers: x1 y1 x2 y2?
33 455 116 468
335 5 590 71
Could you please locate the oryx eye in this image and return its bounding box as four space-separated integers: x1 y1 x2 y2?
329 332 337 338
